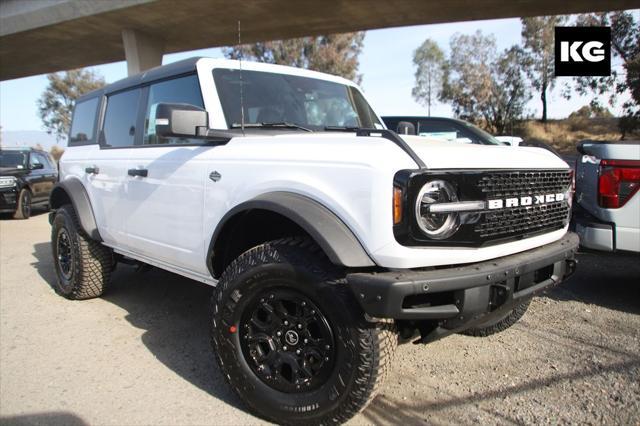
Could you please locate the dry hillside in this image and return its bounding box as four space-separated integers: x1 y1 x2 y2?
515 117 639 154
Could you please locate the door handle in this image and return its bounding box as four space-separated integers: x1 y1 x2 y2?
128 168 148 178
85 166 99 174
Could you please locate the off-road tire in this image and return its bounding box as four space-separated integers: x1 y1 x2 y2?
461 299 531 337
51 204 112 300
211 237 397 425
13 188 32 219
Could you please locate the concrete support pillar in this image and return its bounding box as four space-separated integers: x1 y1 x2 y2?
122 29 163 76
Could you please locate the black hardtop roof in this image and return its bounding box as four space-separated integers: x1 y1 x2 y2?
77 57 203 102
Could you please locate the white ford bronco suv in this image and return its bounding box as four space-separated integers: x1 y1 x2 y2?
49 57 578 424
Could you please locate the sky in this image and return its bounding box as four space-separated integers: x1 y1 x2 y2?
0 14 635 139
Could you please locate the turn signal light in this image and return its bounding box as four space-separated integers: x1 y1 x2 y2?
598 159 640 209
393 187 403 224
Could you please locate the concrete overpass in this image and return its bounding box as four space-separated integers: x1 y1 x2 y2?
0 0 637 80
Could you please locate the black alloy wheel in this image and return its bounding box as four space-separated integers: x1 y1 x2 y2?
211 237 398 425
56 228 73 280
239 288 335 393
13 189 32 219
21 190 31 218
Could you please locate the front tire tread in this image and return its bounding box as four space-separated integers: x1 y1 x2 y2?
211 237 397 425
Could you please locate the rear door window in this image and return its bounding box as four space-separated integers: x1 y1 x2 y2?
102 89 142 148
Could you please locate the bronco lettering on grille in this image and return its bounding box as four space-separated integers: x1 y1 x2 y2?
487 193 565 210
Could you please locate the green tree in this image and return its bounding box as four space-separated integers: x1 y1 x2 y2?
224 32 365 83
411 39 445 116
521 15 567 122
567 12 640 137
491 46 532 134
440 31 530 134
37 69 105 141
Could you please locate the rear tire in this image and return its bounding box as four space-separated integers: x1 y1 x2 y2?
13 189 31 219
51 204 112 299
211 237 397 425
461 299 531 337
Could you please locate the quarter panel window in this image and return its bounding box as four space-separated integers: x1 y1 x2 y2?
143 75 204 145
102 89 141 148
69 97 99 144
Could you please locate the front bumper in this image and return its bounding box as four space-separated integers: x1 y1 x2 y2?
0 188 18 213
348 232 579 324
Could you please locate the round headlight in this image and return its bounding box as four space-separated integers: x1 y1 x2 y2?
415 180 460 239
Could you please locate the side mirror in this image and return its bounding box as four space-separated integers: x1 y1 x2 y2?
31 163 44 170
396 121 416 135
154 103 209 138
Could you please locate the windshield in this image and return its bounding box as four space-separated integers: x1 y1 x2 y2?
213 68 381 131
0 151 28 169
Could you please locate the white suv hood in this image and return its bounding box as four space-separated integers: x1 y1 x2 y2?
401 135 569 169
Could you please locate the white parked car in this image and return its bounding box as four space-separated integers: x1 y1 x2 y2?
49 57 578 424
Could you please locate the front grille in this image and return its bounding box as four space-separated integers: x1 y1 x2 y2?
472 170 572 240
393 168 573 247
475 201 570 239
477 170 572 198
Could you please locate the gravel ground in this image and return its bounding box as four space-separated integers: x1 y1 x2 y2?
1 213 639 425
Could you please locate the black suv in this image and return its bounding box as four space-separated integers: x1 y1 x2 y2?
0 147 58 219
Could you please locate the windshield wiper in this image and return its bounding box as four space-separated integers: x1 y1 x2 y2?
231 122 312 132
324 126 361 132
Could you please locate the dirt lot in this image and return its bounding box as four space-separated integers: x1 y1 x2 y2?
1 213 639 425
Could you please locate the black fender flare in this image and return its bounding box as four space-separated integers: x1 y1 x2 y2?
49 179 102 241
207 192 375 276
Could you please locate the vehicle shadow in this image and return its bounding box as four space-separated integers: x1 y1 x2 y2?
30 242 246 413
0 208 49 220
546 250 640 315
0 411 89 426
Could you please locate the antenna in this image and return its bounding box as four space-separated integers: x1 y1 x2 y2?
238 20 245 134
